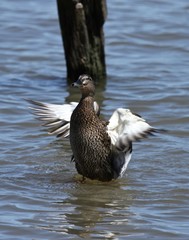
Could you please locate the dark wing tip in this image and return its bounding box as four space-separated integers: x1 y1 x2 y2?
152 128 168 134
25 99 47 107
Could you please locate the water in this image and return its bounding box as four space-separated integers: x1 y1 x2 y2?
0 0 189 239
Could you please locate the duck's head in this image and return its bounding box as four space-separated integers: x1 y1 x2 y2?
72 74 95 97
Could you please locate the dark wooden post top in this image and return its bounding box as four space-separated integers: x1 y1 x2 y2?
57 0 107 82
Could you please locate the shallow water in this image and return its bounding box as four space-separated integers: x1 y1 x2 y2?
0 0 189 239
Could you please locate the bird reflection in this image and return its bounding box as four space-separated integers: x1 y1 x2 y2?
54 180 135 238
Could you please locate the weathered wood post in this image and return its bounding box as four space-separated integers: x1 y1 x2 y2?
57 0 107 82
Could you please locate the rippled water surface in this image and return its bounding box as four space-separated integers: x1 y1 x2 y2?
1 0 189 239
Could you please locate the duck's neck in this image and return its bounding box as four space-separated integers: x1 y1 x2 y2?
78 84 96 111
80 95 94 109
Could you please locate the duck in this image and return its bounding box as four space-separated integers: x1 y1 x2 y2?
27 74 164 181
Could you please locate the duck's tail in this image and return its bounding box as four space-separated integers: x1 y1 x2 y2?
111 136 133 178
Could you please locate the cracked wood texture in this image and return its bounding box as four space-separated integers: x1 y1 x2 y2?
57 0 107 82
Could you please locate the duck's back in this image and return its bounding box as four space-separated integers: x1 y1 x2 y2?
70 97 113 181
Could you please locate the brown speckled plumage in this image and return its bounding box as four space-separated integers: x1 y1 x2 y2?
70 75 114 181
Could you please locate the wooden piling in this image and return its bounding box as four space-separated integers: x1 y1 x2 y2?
57 0 107 82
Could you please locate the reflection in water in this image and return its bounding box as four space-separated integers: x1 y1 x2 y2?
54 181 134 238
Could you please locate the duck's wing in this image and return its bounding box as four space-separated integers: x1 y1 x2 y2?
27 99 77 138
107 108 164 178
107 108 162 145
26 99 99 138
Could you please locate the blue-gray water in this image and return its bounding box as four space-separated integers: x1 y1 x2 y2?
1 0 189 239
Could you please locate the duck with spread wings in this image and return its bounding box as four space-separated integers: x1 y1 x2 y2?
27 74 164 181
